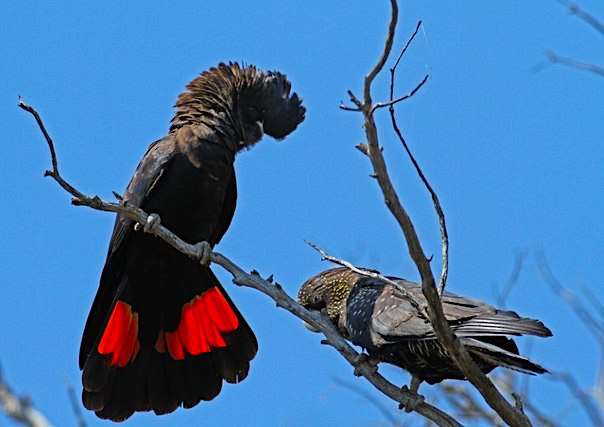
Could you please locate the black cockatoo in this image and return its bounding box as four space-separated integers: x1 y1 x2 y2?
80 63 305 421
299 268 551 391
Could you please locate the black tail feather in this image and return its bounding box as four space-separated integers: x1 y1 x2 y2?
464 337 548 375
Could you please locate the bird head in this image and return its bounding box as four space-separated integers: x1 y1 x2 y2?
171 62 305 151
236 69 305 147
298 268 363 330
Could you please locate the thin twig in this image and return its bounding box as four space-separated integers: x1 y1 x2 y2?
392 20 423 72
442 375 561 427
387 21 448 296
577 282 604 326
363 0 399 107
0 365 52 427
340 104 362 112
373 74 429 112
536 252 604 425
536 251 604 345
496 251 527 308
440 383 505 427
305 241 425 314
19 101 462 427
551 371 604 427
523 400 559 427
18 99 87 201
545 50 604 78
344 1 531 425
557 0 604 35
497 371 559 427
333 377 403 427
66 382 87 427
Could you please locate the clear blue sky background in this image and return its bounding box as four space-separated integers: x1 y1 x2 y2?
2 1 603 426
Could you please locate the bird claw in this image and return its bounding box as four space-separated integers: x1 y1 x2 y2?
352 353 379 377
398 377 424 412
143 213 161 234
398 390 424 412
194 241 212 266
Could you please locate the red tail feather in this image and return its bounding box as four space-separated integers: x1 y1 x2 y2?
156 287 239 360
98 301 140 367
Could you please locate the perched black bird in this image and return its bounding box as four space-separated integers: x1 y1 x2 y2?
299 268 551 391
80 63 305 421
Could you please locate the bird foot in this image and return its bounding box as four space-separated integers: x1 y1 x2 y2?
352 353 379 377
398 376 424 412
398 388 424 412
194 241 212 266
143 213 162 234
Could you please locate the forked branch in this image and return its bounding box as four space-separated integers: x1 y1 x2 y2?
340 1 532 425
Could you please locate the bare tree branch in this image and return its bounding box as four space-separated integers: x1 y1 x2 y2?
551 371 604 427
19 101 462 427
495 251 527 308
333 377 405 427
536 251 604 345
386 21 449 296
372 74 429 113
557 0 604 36
536 252 604 426
577 282 604 326
363 0 399 106
545 50 604 78
0 365 52 427
441 370 561 427
341 1 532 425
440 383 505 427
66 382 86 427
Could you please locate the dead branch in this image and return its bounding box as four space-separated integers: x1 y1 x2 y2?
536 251 604 345
333 377 404 427
387 20 449 296
372 74 429 113
441 371 560 427
66 382 87 427
557 0 604 36
495 251 527 308
440 383 505 427
536 251 604 426
340 1 532 425
19 102 462 427
0 365 52 427
551 371 604 427
545 50 604 78
577 282 604 325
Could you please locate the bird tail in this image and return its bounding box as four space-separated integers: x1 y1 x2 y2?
463 337 548 375
80 258 257 421
453 311 552 338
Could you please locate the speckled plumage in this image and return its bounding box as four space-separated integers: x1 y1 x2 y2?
299 267 552 385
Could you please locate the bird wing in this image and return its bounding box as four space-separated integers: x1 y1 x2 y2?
369 283 435 341
371 280 551 342
79 135 176 368
106 136 176 260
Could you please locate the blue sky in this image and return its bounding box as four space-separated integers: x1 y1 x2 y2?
2 1 603 426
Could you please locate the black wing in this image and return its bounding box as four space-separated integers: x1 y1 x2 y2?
79 136 176 368
369 280 551 343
